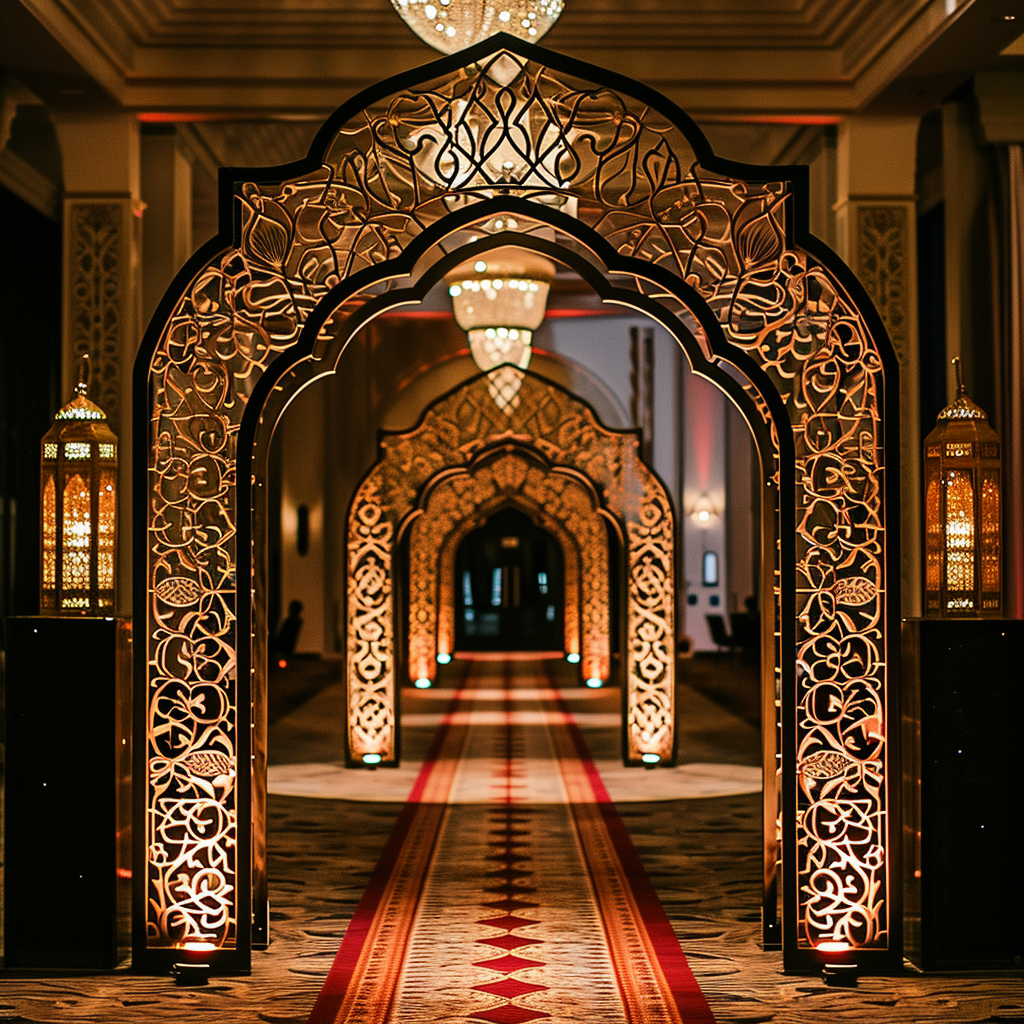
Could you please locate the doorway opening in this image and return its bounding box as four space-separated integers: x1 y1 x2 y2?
454 507 564 653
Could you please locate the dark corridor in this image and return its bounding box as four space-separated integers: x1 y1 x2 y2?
454 507 564 652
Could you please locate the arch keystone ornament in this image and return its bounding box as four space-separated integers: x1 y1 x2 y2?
135 34 901 973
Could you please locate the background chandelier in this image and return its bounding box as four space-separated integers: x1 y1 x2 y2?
391 0 564 54
446 247 556 411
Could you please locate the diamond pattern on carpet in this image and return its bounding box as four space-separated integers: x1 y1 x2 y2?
469 1005 552 1024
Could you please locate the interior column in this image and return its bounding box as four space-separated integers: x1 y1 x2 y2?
53 111 142 617
835 115 922 616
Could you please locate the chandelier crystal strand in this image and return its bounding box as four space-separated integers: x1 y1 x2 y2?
391 0 564 53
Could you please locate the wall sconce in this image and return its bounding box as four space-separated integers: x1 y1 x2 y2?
40 364 117 615
690 496 717 528
923 358 1001 617
446 246 556 412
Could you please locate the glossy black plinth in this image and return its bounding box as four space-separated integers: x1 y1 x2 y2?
902 618 1024 971
4 616 131 969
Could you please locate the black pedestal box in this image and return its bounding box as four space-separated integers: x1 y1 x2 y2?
4 616 131 969
902 618 1024 971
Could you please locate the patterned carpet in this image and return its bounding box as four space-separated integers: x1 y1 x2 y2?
305 660 715 1024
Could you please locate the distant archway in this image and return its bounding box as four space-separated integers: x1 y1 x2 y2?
435 495 583 666
136 36 900 972
405 448 611 680
451 506 566 653
348 372 672 765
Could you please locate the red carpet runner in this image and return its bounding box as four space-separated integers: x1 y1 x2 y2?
305 661 716 1024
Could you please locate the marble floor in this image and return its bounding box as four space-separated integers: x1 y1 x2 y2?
0 657 1021 1023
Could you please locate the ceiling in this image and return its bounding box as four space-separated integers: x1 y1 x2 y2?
2 0 1023 187
5 0 1022 120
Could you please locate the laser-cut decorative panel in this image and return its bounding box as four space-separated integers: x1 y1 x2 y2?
347 372 672 765
138 37 897 969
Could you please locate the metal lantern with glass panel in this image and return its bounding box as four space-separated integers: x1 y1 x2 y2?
922 358 1001 617
40 374 118 614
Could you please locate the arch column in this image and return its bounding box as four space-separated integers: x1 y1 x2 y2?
972 71 1024 617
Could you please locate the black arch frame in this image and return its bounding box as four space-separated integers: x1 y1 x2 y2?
132 32 902 976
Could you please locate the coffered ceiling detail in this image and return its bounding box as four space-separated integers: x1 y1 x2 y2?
11 0 989 116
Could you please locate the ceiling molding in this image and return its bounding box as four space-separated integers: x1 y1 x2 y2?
0 145 60 218
16 0 128 100
10 0 1024 122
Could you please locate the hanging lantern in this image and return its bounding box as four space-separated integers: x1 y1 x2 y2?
40 366 118 615
922 358 1001 617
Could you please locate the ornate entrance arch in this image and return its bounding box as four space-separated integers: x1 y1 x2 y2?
135 35 900 973
350 371 670 766
431 491 585 668
405 443 610 684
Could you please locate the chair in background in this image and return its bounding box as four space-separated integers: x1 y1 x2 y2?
706 614 741 654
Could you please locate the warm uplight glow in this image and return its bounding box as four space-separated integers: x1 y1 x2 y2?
181 940 217 958
391 0 564 54
566 652 580 664
815 939 857 986
173 941 216 985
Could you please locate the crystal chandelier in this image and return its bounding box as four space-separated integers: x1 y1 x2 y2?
391 0 564 55
446 246 555 411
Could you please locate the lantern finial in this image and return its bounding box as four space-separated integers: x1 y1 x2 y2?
75 352 89 397
952 356 965 399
